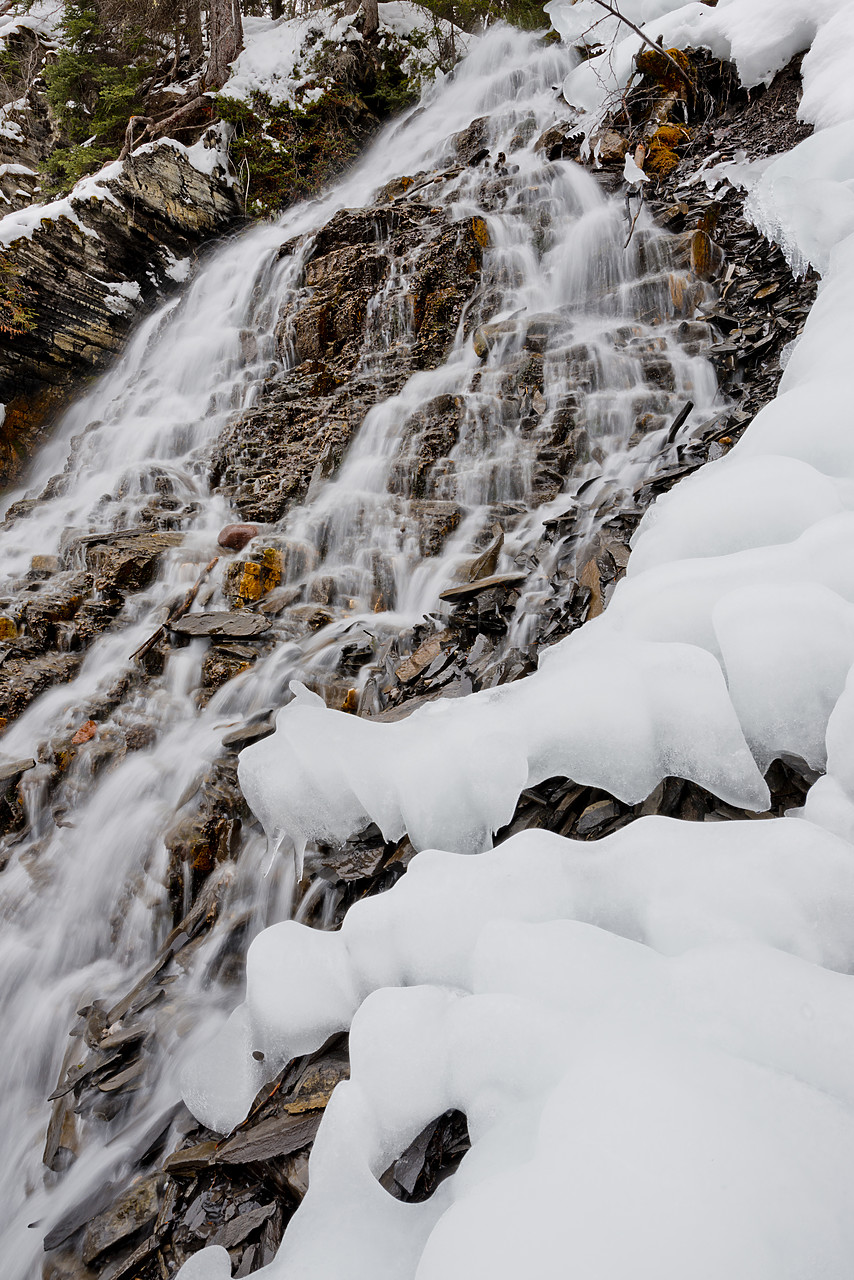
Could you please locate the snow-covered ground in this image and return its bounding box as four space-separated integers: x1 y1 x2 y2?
177 2 854 1278
222 2 472 111
0 0 62 47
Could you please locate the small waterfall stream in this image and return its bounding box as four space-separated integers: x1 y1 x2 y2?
0 25 724 1278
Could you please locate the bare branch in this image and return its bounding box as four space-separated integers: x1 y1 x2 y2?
584 0 695 91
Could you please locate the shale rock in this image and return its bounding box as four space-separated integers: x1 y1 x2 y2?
210 204 487 522
0 139 240 412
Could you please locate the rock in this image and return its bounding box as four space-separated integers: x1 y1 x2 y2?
163 1140 220 1176
284 1041 350 1114
575 798 622 837
169 612 271 638
215 1112 322 1165
591 129 629 165
395 633 449 683
217 523 260 552
221 719 276 750
0 140 239 406
210 1201 276 1250
535 121 583 160
71 720 98 745
81 1174 161 1265
281 1150 310 1201
0 616 17 639
439 572 527 602
457 529 504 583
30 554 61 575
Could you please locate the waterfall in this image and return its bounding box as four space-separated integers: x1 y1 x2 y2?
0 25 723 1278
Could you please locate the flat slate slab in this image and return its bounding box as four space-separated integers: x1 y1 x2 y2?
169 612 271 638
439 572 528 603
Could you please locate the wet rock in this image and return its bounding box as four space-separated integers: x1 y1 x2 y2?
412 500 464 557
0 755 35 785
223 549 283 605
169 612 271 638
439 572 527 602
71 720 98 746
217 523 260 552
449 116 488 164
125 724 156 751
81 1174 161 1265
0 651 83 724
30 554 61 575
210 204 485 522
215 1112 322 1165
84 530 184 593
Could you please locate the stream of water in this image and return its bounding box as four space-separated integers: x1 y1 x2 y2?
0 25 722 1278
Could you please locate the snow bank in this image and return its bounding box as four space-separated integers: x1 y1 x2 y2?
179 3 854 1277
0 1 62 47
182 821 854 1278
221 3 471 112
549 0 854 275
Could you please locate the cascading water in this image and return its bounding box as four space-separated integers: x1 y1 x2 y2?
0 23 725 1278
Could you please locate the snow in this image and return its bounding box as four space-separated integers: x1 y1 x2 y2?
103 279 142 314
161 249 192 284
220 3 471 111
182 820 854 1278
178 2 854 1278
0 1 62 46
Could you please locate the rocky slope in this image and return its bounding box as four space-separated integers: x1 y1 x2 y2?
0 35 823 1280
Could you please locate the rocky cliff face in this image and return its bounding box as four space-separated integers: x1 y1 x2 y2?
0 139 240 484
211 202 489 522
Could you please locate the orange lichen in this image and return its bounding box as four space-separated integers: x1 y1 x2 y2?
635 47 695 95
645 124 692 176
471 216 490 249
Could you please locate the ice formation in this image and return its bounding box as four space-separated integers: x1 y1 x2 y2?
180 1 854 1276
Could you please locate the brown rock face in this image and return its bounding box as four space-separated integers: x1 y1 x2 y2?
210 202 487 523
0 142 240 407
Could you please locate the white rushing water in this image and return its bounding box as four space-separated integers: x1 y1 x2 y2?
0 24 724 1278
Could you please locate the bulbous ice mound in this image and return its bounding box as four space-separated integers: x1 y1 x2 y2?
181 819 854 1278
237 629 769 862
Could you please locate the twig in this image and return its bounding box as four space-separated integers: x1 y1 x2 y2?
665 400 694 444
623 183 644 248
585 0 696 91
130 556 219 662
